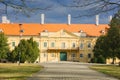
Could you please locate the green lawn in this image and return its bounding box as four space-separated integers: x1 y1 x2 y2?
0 63 43 80
90 65 120 79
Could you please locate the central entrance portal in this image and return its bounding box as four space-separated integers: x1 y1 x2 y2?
60 52 67 61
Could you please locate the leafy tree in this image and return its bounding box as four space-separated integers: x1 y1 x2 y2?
105 12 120 64
93 36 107 63
93 11 120 64
27 37 39 63
110 11 120 28
10 37 39 63
105 26 120 64
7 46 19 63
18 39 29 63
0 32 9 60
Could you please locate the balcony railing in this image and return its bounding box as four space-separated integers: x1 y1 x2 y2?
47 47 79 51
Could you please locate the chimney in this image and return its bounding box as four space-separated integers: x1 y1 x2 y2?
2 16 10 23
96 15 99 26
68 14 71 25
109 15 112 22
2 16 7 23
41 14 45 24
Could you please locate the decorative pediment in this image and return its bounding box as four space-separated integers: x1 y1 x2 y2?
40 29 78 38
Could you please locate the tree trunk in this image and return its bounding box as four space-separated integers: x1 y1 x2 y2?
119 62 120 67
112 57 115 64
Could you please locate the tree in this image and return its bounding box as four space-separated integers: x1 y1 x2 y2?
7 46 19 63
93 36 107 63
106 11 120 64
93 11 120 64
0 32 9 60
105 26 120 64
10 37 39 63
58 0 120 16
27 37 39 63
110 10 120 27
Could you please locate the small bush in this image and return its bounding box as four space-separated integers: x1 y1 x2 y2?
97 55 106 64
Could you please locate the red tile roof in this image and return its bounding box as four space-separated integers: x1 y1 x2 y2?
0 23 109 36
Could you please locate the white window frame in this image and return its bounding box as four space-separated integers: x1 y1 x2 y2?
72 43 76 48
12 41 15 47
80 54 83 58
51 42 55 48
80 41 84 49
44 42 47 48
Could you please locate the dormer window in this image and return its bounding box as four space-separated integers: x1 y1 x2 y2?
79 30 83 33
20 29 24 33
43 29 48 32
101 30 105 34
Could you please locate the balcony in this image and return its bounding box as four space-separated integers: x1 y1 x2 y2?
47 47 79 51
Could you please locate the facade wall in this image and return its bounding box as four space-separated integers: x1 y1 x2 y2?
8 30 118 63
2 24 119 64
39 30 97 63
106 58 120 64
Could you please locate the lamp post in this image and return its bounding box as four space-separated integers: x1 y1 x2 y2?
18 24 23 65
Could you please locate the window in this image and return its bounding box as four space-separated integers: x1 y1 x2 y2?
72 43 75 48
12 42 15 47
88 42 92 48
71 53 76 57
37 42 39 47
44 53 46 57
20 29 24 33
88 53 91 58
61 42 65 48
51 42 55 47
44 42 47 47
80 54 83 58
80 42 84 49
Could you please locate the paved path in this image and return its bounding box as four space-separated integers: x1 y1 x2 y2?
28 62 118 80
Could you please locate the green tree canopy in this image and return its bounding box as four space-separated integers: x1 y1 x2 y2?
9 37 39 63
93 11 120 64
93 36 107 63
27 37 39 63
0 32 9 60
107 11 120 63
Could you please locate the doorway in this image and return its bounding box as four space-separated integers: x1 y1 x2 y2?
60 52 67 61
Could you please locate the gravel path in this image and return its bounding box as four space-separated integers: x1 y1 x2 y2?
27 62 119 80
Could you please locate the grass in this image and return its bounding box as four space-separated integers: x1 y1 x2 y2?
0 63 43 80
90 65 120 79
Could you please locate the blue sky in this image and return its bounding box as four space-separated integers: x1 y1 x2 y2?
0 0 117 24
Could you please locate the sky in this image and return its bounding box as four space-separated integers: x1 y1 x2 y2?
0 0 118 24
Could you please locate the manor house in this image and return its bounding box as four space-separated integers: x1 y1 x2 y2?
0 14 118 64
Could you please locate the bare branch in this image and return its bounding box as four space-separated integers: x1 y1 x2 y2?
0 0 53 17
57 0 120 17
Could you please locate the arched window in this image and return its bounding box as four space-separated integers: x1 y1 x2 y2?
88 42 92 48
44 42 47 48
80 41 84 49
51 42 55 47
72 43 75 48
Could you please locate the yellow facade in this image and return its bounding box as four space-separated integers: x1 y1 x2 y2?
7 29 97 63
1 23 119 63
